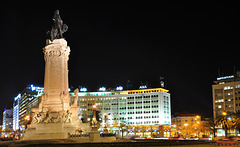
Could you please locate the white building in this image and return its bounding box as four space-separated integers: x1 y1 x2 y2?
70 87 171 137
13 94 20 131
12 84 43 131
2 109 13 131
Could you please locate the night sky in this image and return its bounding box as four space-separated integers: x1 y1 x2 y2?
0 2 240 122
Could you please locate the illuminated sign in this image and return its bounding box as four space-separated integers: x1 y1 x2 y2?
99 87 106 91
217 75 234 80
30 84 44 93
161 81 164 87
14 93 21 101
139 85 147 89
80 87 87 92
116 86 123 91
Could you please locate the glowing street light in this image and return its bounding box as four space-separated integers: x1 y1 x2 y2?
25 115 30 121
92 104 98 131
222 112 227 116
92 104 97 110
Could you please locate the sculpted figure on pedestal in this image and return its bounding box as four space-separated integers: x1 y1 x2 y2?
47 10 68 41
73 88 79 106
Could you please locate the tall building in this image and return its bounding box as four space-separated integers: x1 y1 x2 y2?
13 94 20 131
13 84 43 131
212 71 240 136
2 109 13 131
70 87 171 138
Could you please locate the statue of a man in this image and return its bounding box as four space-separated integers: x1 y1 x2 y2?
48 10 68 41
73 88 79 106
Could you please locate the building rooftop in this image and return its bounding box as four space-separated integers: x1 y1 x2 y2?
70 87 169 97
214 71 240 84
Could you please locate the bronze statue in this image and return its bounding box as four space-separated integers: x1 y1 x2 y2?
47 10 68 41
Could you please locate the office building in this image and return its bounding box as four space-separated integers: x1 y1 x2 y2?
70 87 171 138
13 84 43 131
212 71 240 136
13 94 20 131
2 109 13 131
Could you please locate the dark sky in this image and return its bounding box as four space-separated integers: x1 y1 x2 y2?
0 2 240 121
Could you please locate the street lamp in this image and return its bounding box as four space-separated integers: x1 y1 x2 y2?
92 104 98 131
184 124 188 138
222 112 227 116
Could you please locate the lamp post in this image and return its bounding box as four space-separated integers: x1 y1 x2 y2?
222 112 227 116
92 104 98 131
184 123 188 138
24 115 31 129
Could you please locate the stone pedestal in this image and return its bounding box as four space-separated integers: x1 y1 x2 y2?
90 131 101 142
41 39 71 112
23 123 69 140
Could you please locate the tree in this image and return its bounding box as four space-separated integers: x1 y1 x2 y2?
206 118 217 138
216 112 234 138
229 110 240 135
119 123 126 137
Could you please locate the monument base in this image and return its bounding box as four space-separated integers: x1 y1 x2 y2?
89 131 101 142
22 123 72 140
22 121 91 140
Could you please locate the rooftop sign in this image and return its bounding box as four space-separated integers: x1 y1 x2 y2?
217 75 234 80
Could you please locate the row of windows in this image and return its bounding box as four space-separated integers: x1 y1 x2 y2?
127 110 159 114
128 121 160 125
128 90 162 94
215 97 240 103
128 100 159 104
127 95 160 99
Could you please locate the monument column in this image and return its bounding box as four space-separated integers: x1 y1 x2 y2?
42 39 71 112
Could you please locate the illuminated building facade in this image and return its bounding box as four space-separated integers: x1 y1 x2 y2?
212 71 240 136
13 84 43 131
70 87 171 138
13 94 20 131
2 109 13 131
171 114 201 138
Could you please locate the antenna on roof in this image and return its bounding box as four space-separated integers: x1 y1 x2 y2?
233 65 236 75
218 68 221 77
159 76 164 88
